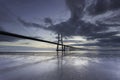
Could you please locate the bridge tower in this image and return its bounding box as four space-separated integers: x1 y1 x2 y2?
56 34 65 56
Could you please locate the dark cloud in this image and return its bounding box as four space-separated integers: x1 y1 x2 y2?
90 0 109 15
87 0 120 15
99 36 120 43
65 0 85 19
19 0 117 49
48 21 77 36
48 19 109 38
17 18 45 28
88 32 119 39
110 0 120 10
45 0 120 45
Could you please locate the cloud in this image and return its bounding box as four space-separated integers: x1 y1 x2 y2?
48 20 109 38
1 0 120 45
110 0 120 10
99 36 120 43
88 32 119 39
17 18 45 28
44 0 120 45
85 0 120 15
65 0 85 19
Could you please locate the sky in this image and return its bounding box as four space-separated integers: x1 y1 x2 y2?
0 0 120 51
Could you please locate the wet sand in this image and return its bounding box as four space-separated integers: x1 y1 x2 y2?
0 53 120 80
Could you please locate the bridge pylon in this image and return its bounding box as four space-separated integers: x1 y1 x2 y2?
56 34 65 56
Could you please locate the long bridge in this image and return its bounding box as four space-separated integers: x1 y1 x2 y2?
0 31 78 56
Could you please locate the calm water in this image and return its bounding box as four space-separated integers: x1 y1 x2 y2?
0 52 120 80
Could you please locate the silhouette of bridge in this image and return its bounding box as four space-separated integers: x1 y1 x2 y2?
0 31 78 56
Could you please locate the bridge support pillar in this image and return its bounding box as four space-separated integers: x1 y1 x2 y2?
62 45 65 56
56 34 65 56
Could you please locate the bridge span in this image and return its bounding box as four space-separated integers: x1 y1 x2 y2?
0 31 78 56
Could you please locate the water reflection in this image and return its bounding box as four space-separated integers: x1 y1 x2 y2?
55 51 120 80
0 51 120 80
57 57 64 80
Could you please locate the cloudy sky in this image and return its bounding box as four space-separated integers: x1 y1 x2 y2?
0 0 120 51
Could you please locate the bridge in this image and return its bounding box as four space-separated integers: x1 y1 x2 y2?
0 31 78 56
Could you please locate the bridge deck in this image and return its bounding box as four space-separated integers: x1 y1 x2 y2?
0 31 76 49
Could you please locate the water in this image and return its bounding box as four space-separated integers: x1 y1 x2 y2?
0 52 120 80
